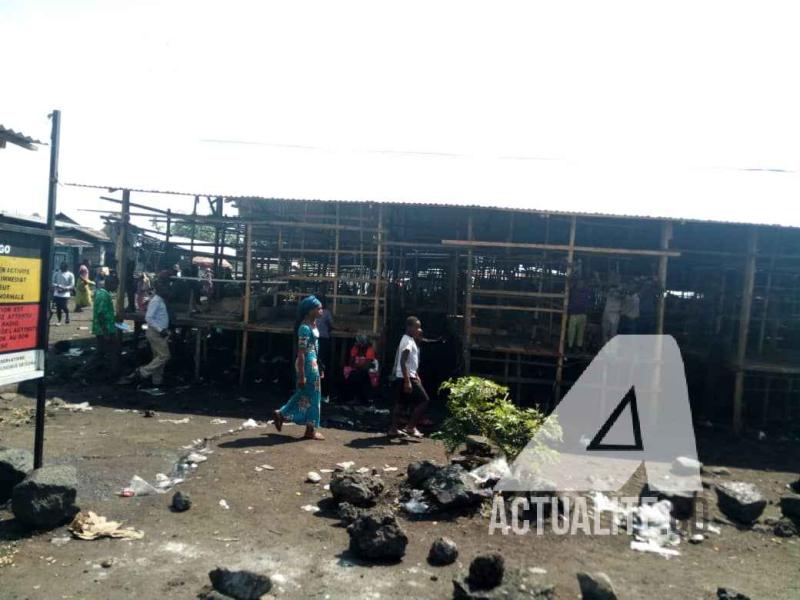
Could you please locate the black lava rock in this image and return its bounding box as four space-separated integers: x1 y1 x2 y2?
715 482 766 525
347 509 408 561
11 465 79 530
208 567 271 600
171 491 192 512
427 536 458 566
468 553 505 590
0 447 33 503
330 472 384 507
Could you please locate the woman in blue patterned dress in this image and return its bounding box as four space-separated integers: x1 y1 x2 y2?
273 295 325 440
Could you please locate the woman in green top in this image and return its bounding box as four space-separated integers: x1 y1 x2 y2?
92 288 120 379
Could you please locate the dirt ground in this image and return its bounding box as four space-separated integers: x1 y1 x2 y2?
1 314 799 599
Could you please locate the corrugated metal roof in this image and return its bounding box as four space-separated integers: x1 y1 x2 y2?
64 180 799 230
0 125 44 150
55 236 93 248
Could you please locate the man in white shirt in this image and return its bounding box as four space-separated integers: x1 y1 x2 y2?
120 283 171 385
388 316 430 438
51 262 75 325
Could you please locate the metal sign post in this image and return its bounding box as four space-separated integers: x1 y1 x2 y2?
0 110 59 468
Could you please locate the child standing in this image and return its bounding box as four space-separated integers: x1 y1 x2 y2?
388 316 430 438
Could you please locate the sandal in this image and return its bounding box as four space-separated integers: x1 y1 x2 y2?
272 410 284 432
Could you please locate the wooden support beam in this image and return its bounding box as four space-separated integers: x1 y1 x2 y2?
372 207 383 334
238 224 253 387
656 221 673 334
333 206 340 313
733 228 758 435
471 290 564 299
114 190 131 319
555 216 577 402
468 304 563 313
464 215 474 373
442 239 681 258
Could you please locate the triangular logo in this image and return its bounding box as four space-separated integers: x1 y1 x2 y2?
586 386 644 451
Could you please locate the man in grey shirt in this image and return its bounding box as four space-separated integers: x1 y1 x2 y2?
51 262 75 325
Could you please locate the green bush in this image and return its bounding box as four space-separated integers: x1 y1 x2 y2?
433 376 561 462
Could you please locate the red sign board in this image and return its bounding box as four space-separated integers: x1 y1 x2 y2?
0 303 39 352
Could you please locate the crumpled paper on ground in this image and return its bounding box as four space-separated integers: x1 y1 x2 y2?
69 511 144 540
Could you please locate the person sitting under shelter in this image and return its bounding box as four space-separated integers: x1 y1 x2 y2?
343 335 379 404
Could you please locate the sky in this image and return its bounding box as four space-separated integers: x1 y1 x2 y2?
1 0 799 230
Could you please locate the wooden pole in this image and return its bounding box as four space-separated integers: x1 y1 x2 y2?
442 239 681 258
333 205 340 313
115 190 131 319
733 228 758 434
238 224 253 387
554 216 577 402
656 221 673 334
464 214 474 373
372 207 383 334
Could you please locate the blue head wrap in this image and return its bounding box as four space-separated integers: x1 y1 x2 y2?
298 295 322 318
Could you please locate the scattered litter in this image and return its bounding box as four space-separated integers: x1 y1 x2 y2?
210 418 228 425
301 504 320 513
403 489 432 514
255 467 263 473
186 452 208 464
115 322 131 332
320 468 334 474
47 398 92 412
77 326 89 331
241 418 259 429
689 534 705 544
69 511 144 541
141 388 167 397
758 430 767 441
50 536 71 547
262 465 275 471
592 493 682 557
158 417 189 424
630 540 680 557
219 499 230 510
383 466 399 473
238 397 253 403
120 475 162 497
468 457 511 486
356 467 370 475
336 461 355 471
529 567 547 575
155 473 184 491
324 484 330 491
307 472 322 483
65 348 84 357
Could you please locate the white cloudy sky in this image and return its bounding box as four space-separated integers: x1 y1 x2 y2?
1 0 799 229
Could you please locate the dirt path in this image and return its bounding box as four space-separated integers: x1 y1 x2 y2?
1 366 799 598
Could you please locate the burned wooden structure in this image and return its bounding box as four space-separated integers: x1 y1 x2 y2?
71 183 800 434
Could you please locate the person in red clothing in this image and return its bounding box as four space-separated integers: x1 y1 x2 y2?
343 335 378 404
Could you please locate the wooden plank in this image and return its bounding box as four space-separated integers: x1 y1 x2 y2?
555 216 577 401
471 289 564 299
114 190 131 319
442 239 681 257
656 221 673 334
733 229 758 434
372 207 383 333
238 224 253 387
468 304 563 314
464 215 474 373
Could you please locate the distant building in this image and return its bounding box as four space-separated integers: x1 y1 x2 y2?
53 212 112 269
